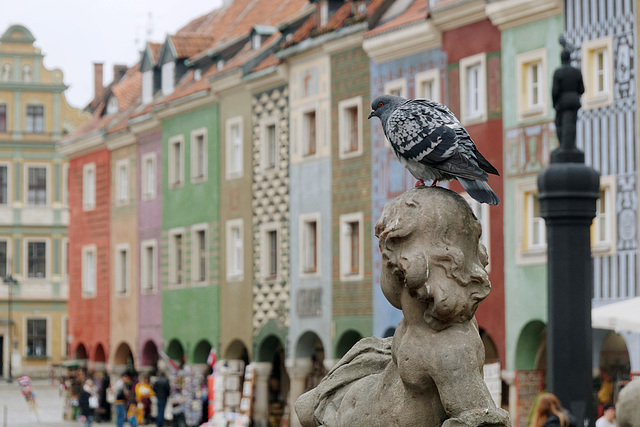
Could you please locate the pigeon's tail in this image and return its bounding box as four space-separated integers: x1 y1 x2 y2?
458 178 500 205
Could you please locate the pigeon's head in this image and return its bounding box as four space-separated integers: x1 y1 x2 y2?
368 94 405 122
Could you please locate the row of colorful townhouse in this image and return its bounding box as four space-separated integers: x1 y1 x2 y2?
2 0 639 425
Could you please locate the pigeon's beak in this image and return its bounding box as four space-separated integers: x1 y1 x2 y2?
367 111 374 119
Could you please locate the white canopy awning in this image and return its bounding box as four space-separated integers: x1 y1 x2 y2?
592 297 640 332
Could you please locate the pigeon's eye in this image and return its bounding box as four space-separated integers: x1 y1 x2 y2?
378 102 383 107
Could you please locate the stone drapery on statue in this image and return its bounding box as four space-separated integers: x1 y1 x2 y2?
295 187 511 426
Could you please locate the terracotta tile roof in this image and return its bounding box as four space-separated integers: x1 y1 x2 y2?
148 42 162 63
365 0 428 38
111 65 141 111
324 1 354 30
170 34 215 58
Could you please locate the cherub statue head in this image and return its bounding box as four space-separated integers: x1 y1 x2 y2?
375 187 491 330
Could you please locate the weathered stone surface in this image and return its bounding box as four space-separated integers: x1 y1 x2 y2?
616 379 640 427
295 187 511 426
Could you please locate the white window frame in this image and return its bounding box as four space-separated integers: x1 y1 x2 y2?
191 224 208 285
140 239 158 294
383 78 407 98
338 96 363 159
62 163 69 206
0 236 12 279
23 315 50 358
319 1 329 26
226 219 244 281
516 178 546 265
169 228 186 287
226 117 244 179
115 243 130 297
300 212 321 277
106 96 119 115
24 163 49 206
142 70 153 104
62 237 69 279
168 135 184 188
115 159 129 205
592 175 616 256
582 36 614 110
141 152 156 200
301 108 318 158
464 196 491 271
516 49 547 122
82 244 97 298
83 163 96 211
190 127 208 183
252 33 262 50
0 161 12 205
415 69 441 103
339 212 364 281
261 222 280 281
24 237 49 279
61 314 68 358
260 116 280 171
459 53 487 125
161 61 175 96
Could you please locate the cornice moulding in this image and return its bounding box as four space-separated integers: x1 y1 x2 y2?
430 0 487 31
129 113 161 135
323 32 364 54
106 131 136 151
486 0 562 30
363 21 441 64
155 92 217 119
56 131 105 157
244 64 289 92
211 70 244 96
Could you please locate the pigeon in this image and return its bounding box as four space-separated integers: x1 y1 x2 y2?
368 94 500 205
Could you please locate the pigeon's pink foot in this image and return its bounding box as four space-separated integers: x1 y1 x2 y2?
415 180 425 187
429 179 439 187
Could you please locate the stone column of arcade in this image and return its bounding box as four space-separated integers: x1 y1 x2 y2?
286 358 312 427
251 362 272 427
538 36 600 427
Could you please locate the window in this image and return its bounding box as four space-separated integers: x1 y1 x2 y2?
142 70 153 104
261 118 278 170
582 36 613 109
261 224 279 280
516 49 547 122
141 240 157 293
459 53 487 124
383 79 407 98
516 178 546 265
592 175 616 255
142 153 156 199
339 213 364 280
191 128 207 182
303 110 317 157
192 226 208 283
106 96 119 115
26 166 47 205
168 136 184 187
61 316 68 357
169 230 184 286
82 245 97 297
226 117 243 179
0 239 8 278
300 213 320 275
339 97 363 158
0 104 6 132
415 69 441 103
1 63 10 82
22 64 32 83
27 240 47 278
26 318 47 357
116 160 129 204
0 164 8 204
115 245 129 295
162 61 175 96
62 238 69 279
25 105 44 133
83 163 96 210
62 164 69 206
319 1 329 26
252 33 262 50
226 219 243 280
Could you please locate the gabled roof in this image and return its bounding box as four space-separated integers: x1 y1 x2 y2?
140 42 162 72
169 34 216 59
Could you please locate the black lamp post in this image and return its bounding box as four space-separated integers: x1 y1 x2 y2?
3 274 17 383
537 37 599 426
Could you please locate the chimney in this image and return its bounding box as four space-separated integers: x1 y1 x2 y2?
113 64 128 83
93 62 104 101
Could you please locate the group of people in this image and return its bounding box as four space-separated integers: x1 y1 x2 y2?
530 392 617 427
110 371 171 427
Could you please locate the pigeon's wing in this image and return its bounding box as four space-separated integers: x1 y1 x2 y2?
386 100 488 181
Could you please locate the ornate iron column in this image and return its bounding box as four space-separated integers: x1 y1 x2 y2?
537 37 599 427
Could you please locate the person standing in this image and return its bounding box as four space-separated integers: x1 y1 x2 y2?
112 373 130 427
152 371 171 427
530 392 578 427
78 379 98 427
135 375 154 424
596 404 616 427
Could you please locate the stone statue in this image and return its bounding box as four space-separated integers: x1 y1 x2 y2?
551 36 584 157
295 187 510 426
616 379 640 427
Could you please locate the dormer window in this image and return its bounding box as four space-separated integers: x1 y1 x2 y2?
356 1 366 14
252 33 262 50
194 69 202 81
106 96 119 115
162 61 175 96
217 59 225 71
142 70 153 104
319 1 329 27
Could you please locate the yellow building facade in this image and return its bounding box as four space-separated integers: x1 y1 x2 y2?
0 24 88 379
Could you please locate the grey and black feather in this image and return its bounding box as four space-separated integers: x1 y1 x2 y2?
369 95 500 205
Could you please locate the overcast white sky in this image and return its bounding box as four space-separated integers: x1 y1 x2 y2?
2 0 223 108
